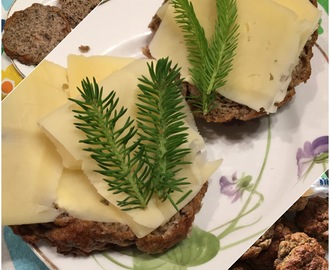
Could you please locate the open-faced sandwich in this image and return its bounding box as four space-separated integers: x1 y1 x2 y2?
3 56 221 255
145 0 320 122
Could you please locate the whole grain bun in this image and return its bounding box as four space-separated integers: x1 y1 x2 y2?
10 182 208 255
2 3 71 66
145 0 318 123
58 0 101 28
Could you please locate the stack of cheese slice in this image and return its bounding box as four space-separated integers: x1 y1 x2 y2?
2 55 221 238
148 0 320 113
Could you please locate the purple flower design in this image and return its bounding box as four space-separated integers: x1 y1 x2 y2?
220 172 253 202
296 136 329 179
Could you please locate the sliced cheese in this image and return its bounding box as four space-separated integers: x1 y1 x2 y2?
148 0 320 113
272 0 321 24
39 58 221 237
217 0 320 113
67 55 136 97
39 103 83 170
2 61 69 225
56 169 125 223
56 169 156 237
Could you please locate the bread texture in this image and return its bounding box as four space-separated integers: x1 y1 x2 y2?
10 182 208 256
2 3 71 66
146 0 318 123
59 0 101 28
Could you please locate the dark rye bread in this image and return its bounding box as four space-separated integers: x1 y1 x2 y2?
145 0 318 123
59 0 101 28
10 182 208 256
2 3 71 66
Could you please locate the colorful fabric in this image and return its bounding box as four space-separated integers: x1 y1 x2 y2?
1 0 23 98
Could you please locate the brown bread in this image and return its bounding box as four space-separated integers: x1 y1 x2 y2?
10 182 208 255
58 0 101 28
2 3 71 66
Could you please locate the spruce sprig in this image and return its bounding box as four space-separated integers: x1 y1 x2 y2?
172 0 239 115
69 58 192 211
136 58 192 211
69 78 151 210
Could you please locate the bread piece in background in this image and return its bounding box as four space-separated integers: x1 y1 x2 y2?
2 0 102 67
2 3 71 66
59 0 102 28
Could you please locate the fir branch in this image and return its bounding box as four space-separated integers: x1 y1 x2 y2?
136 58 192 211
172 0 239 114
70 59 193 211
69 78 151 210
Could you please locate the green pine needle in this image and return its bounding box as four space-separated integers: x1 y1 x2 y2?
69 78 150 210
136 58 192 211
172 0 239 114
69 58 192 211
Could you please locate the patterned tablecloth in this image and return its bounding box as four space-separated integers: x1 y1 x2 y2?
1 0 23 99
1 0 328 269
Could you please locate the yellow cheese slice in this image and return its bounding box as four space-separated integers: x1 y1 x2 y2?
56 169 158 237
272 0 320 55
39 103 83 170
39 59 221 237
148 0 320 113
67 55 136 97
272 0 321 23
2 61 69 225
56 169 125 223
217 0 320 113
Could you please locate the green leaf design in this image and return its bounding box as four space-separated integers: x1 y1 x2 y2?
133 227 220 270
318 0 328 14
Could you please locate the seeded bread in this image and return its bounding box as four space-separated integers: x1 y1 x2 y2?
2 3 71 66
145 0 318 123
10 182 208 255
58 0 101 28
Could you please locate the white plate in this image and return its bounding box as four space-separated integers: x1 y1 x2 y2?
6 0 60 77
18 0 330 269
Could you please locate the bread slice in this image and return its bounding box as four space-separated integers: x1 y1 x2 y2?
145 0 318 123
2 3 71 66
10 182 208 255
58 0 101 28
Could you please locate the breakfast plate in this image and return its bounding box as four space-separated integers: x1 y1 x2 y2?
6 0 329 269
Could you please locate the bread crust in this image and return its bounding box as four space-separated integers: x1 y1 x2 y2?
2 3 71 66
146 0 318 123
10 182 208 255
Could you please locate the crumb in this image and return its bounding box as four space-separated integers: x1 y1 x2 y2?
79 45 90 53
62 83 69 90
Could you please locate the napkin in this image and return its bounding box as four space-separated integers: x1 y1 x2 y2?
2 227 49 270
